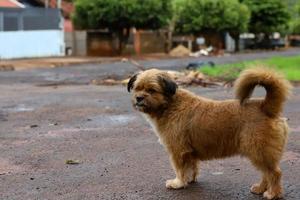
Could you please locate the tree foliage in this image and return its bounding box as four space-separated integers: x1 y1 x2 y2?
289 0 300 34
174 0 250 35
73 0 172 54
73 0 172 31
242 0 290 34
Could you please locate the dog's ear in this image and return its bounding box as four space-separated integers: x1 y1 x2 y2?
159 76 177 97
127 73 139 92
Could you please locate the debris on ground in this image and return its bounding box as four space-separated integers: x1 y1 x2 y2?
174 70 223 87
65 160 81 165
121 78 130 86
0 64 15 71
91 79 121 86
97 69 225 88
189 46 214 57
165 70 185 80
186 61 215 70
121 58 145 71
169 45 191 57
49 123 58 126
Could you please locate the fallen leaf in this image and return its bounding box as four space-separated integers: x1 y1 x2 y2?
65 159 81 165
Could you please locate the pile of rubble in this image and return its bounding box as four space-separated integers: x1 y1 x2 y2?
92 70 226 88
169 44 215 57
91 57 228 87
167 70 223 87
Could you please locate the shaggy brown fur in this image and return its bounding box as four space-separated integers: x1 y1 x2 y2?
128 67 292 199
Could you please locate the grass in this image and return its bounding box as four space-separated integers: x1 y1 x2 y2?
199 55 300 81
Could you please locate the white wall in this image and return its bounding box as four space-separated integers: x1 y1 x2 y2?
0 30 65 59
225 33 235 52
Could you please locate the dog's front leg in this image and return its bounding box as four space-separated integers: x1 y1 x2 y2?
166 152 196 189
166 154 186 189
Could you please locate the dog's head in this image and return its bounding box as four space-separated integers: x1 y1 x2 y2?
127 69 177 113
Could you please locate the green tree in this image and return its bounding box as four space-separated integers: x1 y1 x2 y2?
174 0 250 51
289 0 300 34
73 0 172 54
243 0 290 35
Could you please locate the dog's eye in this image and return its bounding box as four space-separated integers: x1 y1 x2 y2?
147 89 156 94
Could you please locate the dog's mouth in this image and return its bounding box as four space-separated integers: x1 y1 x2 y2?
135 102 147 110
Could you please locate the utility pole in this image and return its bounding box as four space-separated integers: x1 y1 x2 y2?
57 0 62 9
45 0 49 8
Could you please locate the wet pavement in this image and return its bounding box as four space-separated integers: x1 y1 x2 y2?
0 84 299 200
0 54 299 199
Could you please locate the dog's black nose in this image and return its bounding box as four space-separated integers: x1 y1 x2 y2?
136 96 144 103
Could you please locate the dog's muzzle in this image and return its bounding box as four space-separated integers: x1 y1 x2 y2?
134 96 146 108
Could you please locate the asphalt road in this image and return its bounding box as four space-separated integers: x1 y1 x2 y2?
0 48 299 85
0 52 300 199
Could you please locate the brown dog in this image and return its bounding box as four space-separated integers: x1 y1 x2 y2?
127 67 291 199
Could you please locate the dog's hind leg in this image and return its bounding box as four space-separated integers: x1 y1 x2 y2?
250 160 283 199
263 166 283 200
248 151 283 199
250 173 268 194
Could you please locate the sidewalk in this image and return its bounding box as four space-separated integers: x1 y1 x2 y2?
0 48 299 71
0 56 120 71
0 53 176 71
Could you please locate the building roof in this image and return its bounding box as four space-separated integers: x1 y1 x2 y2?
28 0 74 18
0 0 25 8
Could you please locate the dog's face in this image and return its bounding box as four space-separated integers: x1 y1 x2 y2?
127 69 177 113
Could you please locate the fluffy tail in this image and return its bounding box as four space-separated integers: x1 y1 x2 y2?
235 67 292 117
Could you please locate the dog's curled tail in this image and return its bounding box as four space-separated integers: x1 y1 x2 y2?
235 67 292 117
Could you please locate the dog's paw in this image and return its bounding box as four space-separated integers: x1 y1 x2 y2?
250 183 266 194
188 179 197 184
263 190 282 200
166 178 185 189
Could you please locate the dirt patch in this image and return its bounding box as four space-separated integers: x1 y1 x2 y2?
0 64 15 71
0 158 22 175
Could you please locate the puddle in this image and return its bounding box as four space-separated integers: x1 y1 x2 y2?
11 140 30 146
2 104 34 112
45 114 137 138
290 126 300 132
88 114 136 126
46 128 102 138
281 151 300 163
0 112 8 121
211 172 224 175
40 72 63 81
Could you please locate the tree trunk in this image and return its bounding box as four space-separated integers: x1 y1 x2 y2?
117 30 124 55
166 17 176 53
234 36 240 52
229 32 240 52
117 28 130 55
